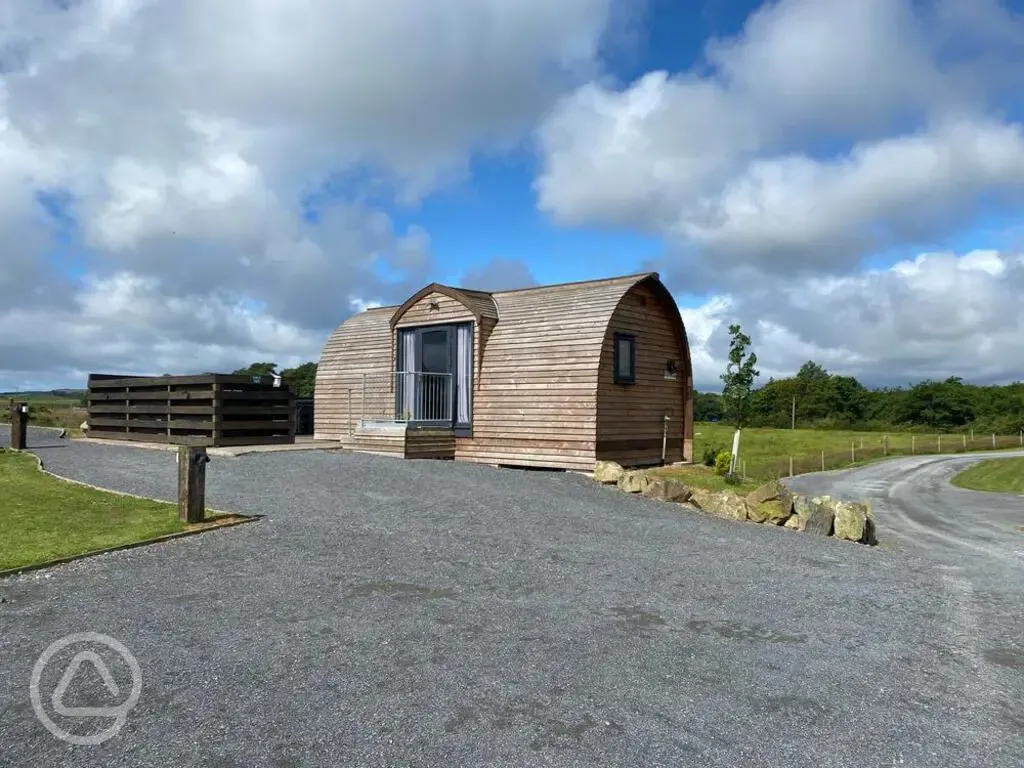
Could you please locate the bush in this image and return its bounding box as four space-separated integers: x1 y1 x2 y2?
714 449 732 476
702 443 722 467
723 472 743 485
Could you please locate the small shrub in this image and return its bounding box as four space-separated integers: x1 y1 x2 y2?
714 450 732 476
702 443 722 467
723 472 742 486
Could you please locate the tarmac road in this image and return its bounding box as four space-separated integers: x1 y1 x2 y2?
787 449 1024 567
1 428 1023 767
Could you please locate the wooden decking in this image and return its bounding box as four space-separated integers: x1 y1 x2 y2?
344 424 455 460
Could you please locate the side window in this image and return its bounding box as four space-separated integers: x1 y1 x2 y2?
613 333 636 384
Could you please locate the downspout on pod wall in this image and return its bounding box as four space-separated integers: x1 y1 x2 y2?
662 412 671 464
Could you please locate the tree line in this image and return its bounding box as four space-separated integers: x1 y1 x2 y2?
702 358 1024 434
232 361 317 398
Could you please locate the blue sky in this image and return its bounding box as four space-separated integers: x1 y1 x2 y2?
3 0 1024 392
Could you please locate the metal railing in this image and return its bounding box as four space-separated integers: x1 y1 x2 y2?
359 371 453 425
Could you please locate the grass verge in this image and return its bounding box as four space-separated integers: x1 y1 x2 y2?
949 457 1024 493
647 463 761 495
0 448 248 572
694 422 1024 481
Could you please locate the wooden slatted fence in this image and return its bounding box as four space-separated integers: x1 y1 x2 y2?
86 373 295 447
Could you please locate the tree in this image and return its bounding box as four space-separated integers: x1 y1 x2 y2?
232 362 278 376
720 324 760 430
280 362 318 398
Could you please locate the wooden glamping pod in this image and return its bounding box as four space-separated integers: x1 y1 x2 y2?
314 272 694 471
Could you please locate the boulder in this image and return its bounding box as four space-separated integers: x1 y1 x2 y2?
593 460 624 484
832 500 868 542
689 488 749 521
641 477 693 503
784 515 802 531
746 479 783 506
617 470 651 494
747 500 792 525
832 499 878 544
794 495 835 536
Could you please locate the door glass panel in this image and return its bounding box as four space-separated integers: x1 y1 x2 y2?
420 329 449 373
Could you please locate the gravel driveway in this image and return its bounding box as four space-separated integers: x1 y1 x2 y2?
1 427 1023 767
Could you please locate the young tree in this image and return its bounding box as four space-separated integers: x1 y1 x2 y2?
720 324 760 430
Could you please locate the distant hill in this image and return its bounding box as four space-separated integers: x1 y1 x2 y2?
0 389 86 398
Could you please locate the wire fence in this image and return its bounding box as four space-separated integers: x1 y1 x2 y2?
735 431 1024 482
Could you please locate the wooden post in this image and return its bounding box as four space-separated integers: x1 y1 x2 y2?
911 435 915 454
962 434 967 450
970 428 974 442
177 446 208 524
8 402 28 450
938 435 942 452
820 451 824 471
851 442 855 464
883 435 888 456
789 456 793 477
992 433 996 449
1019 429 1022 447
361 373 366 426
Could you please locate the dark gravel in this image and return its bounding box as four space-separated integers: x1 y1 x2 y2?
1 426 1023 767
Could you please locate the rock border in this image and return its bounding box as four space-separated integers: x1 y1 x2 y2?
592 461 877 546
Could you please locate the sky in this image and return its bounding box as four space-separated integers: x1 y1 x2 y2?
2 0 1024 393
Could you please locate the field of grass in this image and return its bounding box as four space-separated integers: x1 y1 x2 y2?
693 422 1024 481
0 448 237 572
648 463 761 494
950 457 1024 494
0 393 87 433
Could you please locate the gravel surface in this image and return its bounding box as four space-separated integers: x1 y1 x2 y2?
2 426 1023 767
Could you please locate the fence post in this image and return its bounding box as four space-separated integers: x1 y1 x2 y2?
992 433 996 449
938 435 942 452
820 451 824 471
8 402 28 450
177 446 209 524
970 429 974 442
360 373 366 427
851 442 855 464
911 435 915 454
962 434 966 450
789 456 793 477
1020 429 1023 447
742 460 746 480
883 435 888 456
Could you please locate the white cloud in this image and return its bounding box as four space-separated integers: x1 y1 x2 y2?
0 0 623 386
535 0 1024 275
535 0 1024 388
684 249 1024 390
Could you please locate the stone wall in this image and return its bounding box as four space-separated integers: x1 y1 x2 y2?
593 462 877 546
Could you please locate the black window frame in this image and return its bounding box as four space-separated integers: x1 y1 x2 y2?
613 332 636 385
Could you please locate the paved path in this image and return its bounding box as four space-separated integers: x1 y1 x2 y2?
1 428 1022 767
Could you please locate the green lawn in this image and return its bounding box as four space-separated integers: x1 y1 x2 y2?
694 422 1024 481
950 457 1024 493
0 393 86 432
648 463 761 495
0 449 237 572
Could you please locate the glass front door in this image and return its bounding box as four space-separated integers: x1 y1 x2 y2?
417 327 451 421
396 323 471 427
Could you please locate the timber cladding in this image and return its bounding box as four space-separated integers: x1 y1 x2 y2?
314 271 694 470
86 373 296 447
